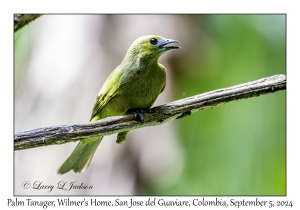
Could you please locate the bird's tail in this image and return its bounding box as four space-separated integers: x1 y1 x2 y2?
56 136 102 175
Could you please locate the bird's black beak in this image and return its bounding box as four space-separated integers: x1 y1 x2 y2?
159 39 180 50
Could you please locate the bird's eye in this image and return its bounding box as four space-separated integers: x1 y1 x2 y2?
150 38 158 45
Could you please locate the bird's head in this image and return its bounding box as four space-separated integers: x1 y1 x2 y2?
124 35 180 63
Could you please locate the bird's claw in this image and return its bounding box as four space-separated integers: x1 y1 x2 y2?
126 108 145 123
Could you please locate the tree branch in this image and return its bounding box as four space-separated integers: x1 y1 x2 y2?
14 14 42 32
14 74 286 151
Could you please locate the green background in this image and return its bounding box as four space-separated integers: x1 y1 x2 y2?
146 15 286 195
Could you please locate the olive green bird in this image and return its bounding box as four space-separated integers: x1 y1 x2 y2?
56 35 180 174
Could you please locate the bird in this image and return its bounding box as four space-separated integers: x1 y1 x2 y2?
56 35 180 174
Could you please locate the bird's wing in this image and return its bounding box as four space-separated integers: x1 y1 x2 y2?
90 67 122 121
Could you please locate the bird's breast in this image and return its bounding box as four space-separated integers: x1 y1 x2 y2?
119 66 166 109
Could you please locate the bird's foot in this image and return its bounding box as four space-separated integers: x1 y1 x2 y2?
126 108 145 123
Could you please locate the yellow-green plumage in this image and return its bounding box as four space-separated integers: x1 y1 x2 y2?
56 35 179 174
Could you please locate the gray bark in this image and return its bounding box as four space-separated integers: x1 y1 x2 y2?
14 74 286 150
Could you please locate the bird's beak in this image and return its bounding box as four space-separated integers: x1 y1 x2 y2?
159 39 180 50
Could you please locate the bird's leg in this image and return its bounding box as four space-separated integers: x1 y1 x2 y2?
116 109 145 144
126 108 145 123
116 131 129 144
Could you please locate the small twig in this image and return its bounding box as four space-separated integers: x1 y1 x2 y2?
14 74 286 151
14 14 42 32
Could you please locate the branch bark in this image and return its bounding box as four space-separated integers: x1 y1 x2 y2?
14 74 286 151
14 14 42 32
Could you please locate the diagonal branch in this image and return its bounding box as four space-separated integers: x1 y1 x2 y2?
14 74 286 151
14 14 42 32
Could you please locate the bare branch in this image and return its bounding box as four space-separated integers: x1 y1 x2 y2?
14 14 42 32
14 74 286 151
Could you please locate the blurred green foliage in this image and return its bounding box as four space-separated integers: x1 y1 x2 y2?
148 15 286 195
